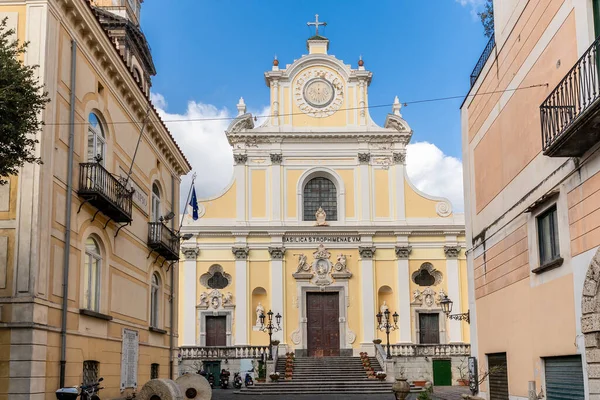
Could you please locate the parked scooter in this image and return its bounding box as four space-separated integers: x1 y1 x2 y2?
56 377 104 400
244 372 254 387
220 369 230 389
233 372 243 389
207 372 215 388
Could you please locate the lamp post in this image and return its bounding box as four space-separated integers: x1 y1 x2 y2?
439 294 470 324
259 310 282 360
376 309 399 359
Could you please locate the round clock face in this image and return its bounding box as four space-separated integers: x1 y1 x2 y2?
303 78 335 108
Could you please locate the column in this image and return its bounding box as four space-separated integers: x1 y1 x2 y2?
268 246 285 344
359 245 376 344
181 246 199 345
233 246 249 345
270 154 282 221
233 154 247 222
444 244 463 343
395 245 412 343
358 153 371 222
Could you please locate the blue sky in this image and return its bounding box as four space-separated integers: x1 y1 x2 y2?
143 0 489 210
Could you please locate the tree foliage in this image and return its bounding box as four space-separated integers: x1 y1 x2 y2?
0 17 49 185
478 0 495 39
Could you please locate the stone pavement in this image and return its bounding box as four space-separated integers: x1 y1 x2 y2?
212 386 470 400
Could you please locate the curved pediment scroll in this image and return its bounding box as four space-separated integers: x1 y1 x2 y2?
226 113 254 134
384 113 412 135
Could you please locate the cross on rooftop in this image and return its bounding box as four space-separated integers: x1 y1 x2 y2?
307 14 327 36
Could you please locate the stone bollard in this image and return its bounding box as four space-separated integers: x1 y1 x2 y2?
136 379 183 400
176 373 212 400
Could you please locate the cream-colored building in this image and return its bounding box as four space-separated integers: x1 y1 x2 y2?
178 32 469 383
461 0 600 398
0 0 190 399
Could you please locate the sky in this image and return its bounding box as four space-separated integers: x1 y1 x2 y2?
140 0 490 212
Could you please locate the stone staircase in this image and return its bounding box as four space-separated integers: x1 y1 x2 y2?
238 356 394 395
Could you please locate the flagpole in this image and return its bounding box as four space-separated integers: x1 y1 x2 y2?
179 172 197 231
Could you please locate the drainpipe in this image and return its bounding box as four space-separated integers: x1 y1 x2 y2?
60 39 77 389
169 175 175 379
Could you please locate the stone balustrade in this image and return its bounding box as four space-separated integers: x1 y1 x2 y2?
389 343 471 357
179 345 270 360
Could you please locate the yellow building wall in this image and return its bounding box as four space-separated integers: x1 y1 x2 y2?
405 181 446 218
335 169 355 219
375 169 390 218
201 182 236 219
251 169 266 218
286 170 303 218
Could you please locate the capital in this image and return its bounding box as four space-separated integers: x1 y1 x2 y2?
268 246 286 260
393 152 406 165
270 154 282 165
232 246 249 260
395 245 412 259
233 154 248 165
444 245 461 258
181 246 199 260
358 153 371 164
358 246 376 259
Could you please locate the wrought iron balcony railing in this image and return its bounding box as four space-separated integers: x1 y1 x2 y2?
148 221 180 261
541 36 600 157
470 34 495 87
178 346 270 360
78 162 133 223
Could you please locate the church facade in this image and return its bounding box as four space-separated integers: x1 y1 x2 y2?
178 33 469 359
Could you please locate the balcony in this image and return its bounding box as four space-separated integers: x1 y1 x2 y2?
541 36 600 157
388 343 471 357
148 221 180 261
470 34 495 87
78 162 133 223
178 346 271 360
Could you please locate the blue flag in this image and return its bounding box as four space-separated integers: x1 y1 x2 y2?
189 186 199 221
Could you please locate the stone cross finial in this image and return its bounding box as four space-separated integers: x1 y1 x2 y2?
392 96 402 117
237 97 246 116
307 14 327 36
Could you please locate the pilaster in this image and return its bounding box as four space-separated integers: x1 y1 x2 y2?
181 245 199 345
395 244 412 343
359 156 371 222
393 152 406 221
233 154 247 222
268 246 285 343
444 243 463 343
233 246 249 345
359 244 376 346
270 154 282 222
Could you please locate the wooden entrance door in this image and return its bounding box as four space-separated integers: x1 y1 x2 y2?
206 316 226 346
419 313 440 344
306 292 340 357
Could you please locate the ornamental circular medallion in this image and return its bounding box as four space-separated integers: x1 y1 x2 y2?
294 68 344 118
303 78 335 108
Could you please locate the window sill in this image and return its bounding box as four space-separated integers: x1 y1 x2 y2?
149 326 167 334
79 309 113 321
532 257 564 274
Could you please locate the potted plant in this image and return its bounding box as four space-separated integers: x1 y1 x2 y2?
456 357 469 386
284 371 293 380
269 371 280 382
271 339 280 347
257 360 266 382
373 338 382 345
376 371 387 381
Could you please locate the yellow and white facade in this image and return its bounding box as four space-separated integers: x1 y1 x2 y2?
179 35 469 357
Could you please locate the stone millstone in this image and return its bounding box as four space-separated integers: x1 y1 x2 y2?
176 373 212 400
136 379 183 400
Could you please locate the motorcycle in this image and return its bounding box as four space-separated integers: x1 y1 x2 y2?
207 372 215 388
56 377 104 400
244 372 254 387
220 369 230 389
233 372 242 389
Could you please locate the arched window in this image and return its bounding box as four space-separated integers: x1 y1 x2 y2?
303 177 337 221
87 113 105 163
150 273 160 328
207 272 228 289
151 183 161 222
84 238 101 312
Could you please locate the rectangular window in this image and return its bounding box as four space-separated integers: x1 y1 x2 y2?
150 363 159 380
537 205 560 266
83 360 99 386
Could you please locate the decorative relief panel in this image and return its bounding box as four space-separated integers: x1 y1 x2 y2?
294 68 344 118
411 287 446 308
198 288 234 310
292 244 352 283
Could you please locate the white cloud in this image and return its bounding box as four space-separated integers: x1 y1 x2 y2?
153 93 464 213
456 0 486 18
406 142 464 212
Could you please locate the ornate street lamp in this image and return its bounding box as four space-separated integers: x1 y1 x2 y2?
376 309 399 359
259 310 282 360
439 294 470 324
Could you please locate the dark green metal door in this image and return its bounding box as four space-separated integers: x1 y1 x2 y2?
432 359 452 386
544 355 585 400
204 361 221 383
